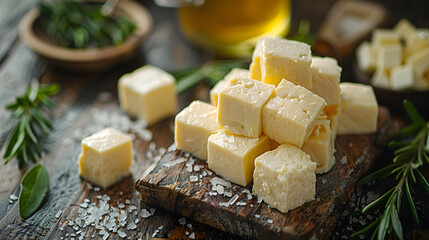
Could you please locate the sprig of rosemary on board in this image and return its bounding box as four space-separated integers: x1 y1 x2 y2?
352 100 429 240
175 60 247 94
37 0 137 49
3 81 60 169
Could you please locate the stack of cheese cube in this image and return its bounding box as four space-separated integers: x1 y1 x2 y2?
357 19 429 91
175 37 379 213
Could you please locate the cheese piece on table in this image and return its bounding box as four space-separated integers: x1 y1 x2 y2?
376 44 402 70
372 29 401 47
78 128 133 189
256 37 313 88
249 40 263 80
323 105 340 142
262 79 326 148
302 115 335 174
371 69 391 89
406 48 429 89
390 65 414 90
356 41 376 73
218 77 275 138
337 83 379 135
252 144 316 213
404 29 429 58
210 68 250 106
394 19 416 45
310 56 342 106
207 129 270 186
118 65 177 125
175 100 218 161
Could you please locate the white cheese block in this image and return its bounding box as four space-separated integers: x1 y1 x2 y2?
207 129 270 186
218 77 275 138
390 65 414 90
404 29 429 58
252 144 316 213
356 41 376 73
210 68 250 106
376 43 403 70
78 128 133 189
249 40 263 80
406 48 429 89
118 65 177 125
371 69 391 89
337 83 379 135
372 29 401 47
175 100 218 161
310 56 342 105
253 37 313 88
262 79 326 148
394 18 417 45
302 115 335 174
323 105 340 143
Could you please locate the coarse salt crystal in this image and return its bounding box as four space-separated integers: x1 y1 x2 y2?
216 185 224 195
117 230 126 238
189 232 195 239
140 209 151 218
178 217 186 225
190 175 198 182
9 194 18 201
55 210 63 219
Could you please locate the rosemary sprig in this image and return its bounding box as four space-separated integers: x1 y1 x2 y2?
3 81 60 169
175 60 247 94
352 100 429 240
37 0 137 49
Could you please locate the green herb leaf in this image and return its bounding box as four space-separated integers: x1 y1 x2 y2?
416 169 429 195
405 177 420 226
362 187 395 213
403 99 425 125
390 206 403 240
19 163 50 219
358 164 400 185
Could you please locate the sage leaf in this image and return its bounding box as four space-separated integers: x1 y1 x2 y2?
19 163 50 219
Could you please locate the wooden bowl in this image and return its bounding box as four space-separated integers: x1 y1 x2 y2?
19 0 152 71
353 61 429 116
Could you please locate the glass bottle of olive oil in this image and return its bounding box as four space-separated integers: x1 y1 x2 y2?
177 0 291 57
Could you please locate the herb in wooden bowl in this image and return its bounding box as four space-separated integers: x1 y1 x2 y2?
353 100 429 239
3 81 59 219
37 0 137 49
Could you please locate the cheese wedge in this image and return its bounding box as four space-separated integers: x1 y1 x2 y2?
253 144 316 213
175 100 218 160
208 129 270 186
78 128 133 189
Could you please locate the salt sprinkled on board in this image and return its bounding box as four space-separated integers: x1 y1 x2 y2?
340 156 348 164
178 217 186 225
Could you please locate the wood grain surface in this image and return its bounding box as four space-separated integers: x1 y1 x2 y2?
135 107 392 240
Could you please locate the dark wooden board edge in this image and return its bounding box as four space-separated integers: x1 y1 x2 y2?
135 107 393 240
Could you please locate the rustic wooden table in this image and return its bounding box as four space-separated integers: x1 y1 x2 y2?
0 0 428 239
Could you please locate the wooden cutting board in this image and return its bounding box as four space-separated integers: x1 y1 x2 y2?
135 107 393 240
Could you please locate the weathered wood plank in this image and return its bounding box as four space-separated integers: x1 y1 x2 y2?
135 107 392 240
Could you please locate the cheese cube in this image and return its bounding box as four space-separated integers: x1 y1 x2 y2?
394 19 416 45
310 57 342 106
302 116 335 174
406 48 429 83
404 30 429 58
78 128 133 189
252 144 316 213
372 29 401 47
390 65 414 90
371 69 391 89
218 77 275 138
337 83 379 135
249 40 263 80
356 41 376 73
376 44 403 70
175 101 218 160
207 129 270 186
210 68 250 106
255 37 313 88
118 65 177 125
323 105 340 141
262 79 326 148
